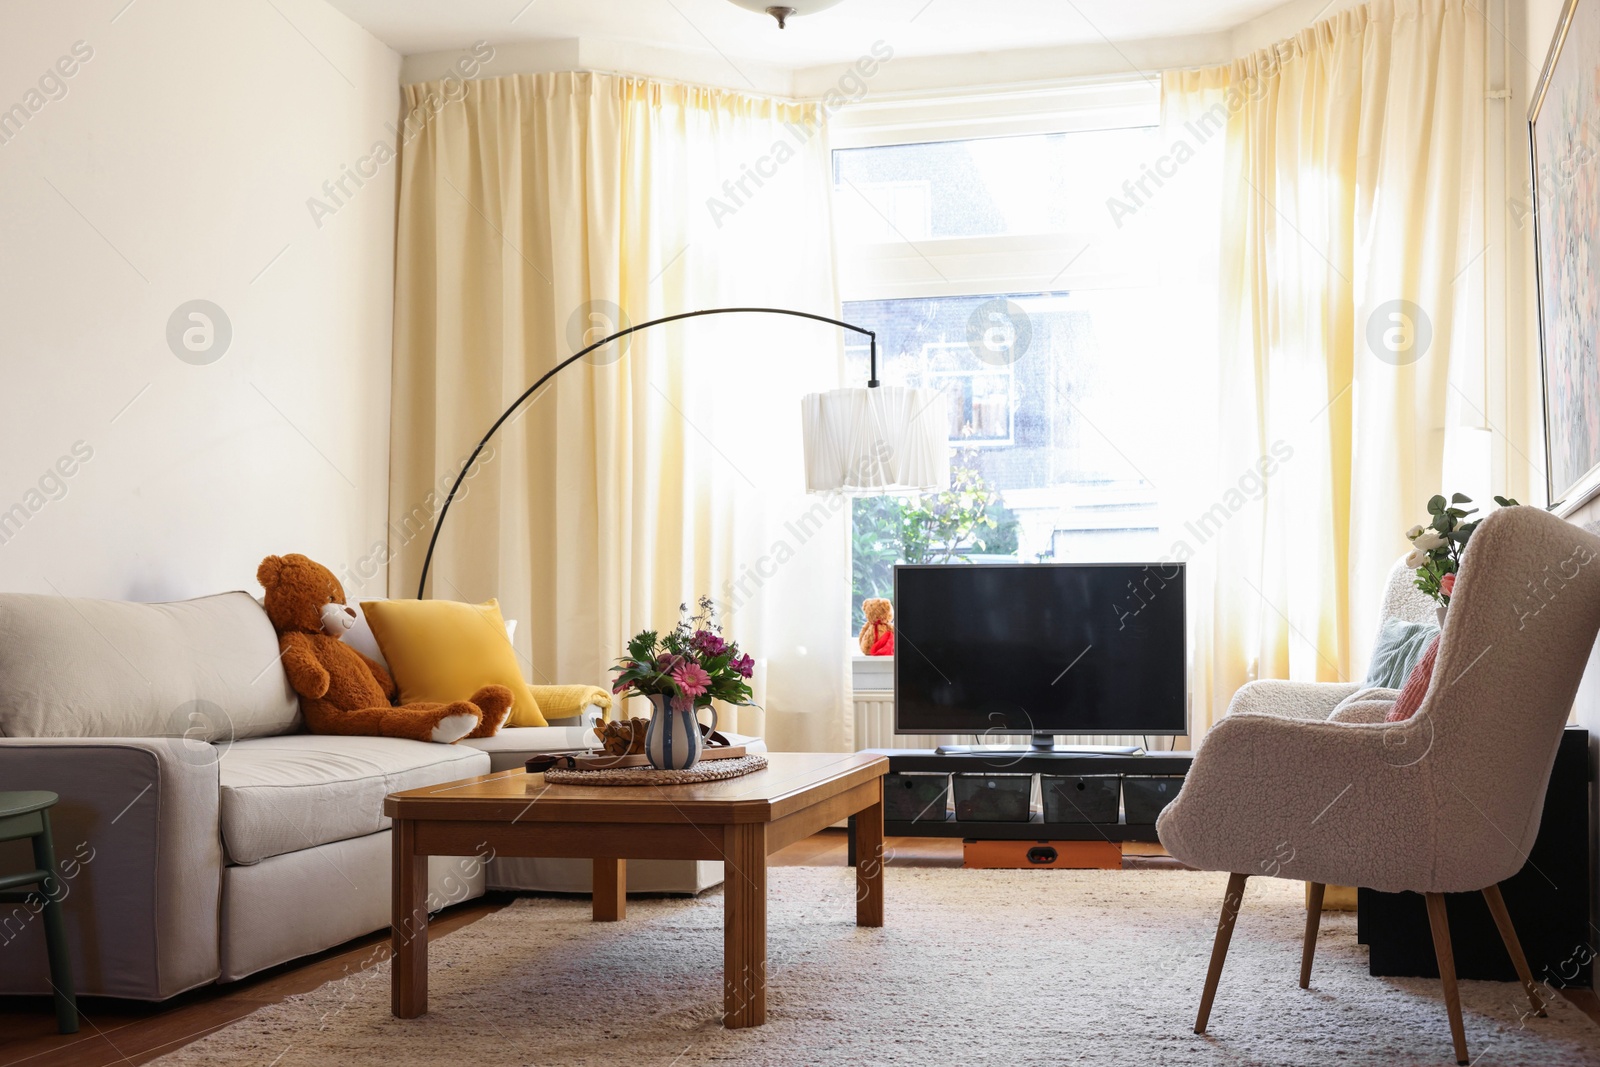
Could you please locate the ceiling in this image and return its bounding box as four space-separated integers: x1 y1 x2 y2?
327 0 1294 66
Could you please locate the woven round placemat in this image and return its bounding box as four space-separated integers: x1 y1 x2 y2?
543 754 768 786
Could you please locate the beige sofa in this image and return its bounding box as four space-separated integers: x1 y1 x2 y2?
0 590 759 1000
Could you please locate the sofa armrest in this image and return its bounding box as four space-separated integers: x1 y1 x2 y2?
1156 713 1435 892
1225 679 1361 720
0 738 221 999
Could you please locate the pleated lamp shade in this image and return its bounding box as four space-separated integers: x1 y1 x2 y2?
801 385 950 494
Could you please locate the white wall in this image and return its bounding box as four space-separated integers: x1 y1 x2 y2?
0 0 400 602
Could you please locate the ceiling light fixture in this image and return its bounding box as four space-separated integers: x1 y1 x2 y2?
725 0 846 29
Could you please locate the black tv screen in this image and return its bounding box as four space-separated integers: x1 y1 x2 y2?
894 563 1187 736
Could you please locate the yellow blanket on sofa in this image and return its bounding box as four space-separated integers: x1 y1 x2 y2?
516 684 612 727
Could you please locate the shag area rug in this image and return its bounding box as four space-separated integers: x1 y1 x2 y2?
153 868 1600 1066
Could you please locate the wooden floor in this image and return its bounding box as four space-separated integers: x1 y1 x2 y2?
0 830 1589 1065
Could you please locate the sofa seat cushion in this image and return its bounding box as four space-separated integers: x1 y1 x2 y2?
218 735 490 865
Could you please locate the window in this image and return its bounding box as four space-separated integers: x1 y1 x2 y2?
835 87 1170 632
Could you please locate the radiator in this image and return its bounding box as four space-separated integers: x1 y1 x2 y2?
851 690 1155 752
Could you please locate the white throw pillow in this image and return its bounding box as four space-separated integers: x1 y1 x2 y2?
342 600 389 670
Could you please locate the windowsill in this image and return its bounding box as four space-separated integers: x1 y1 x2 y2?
851 651 893 690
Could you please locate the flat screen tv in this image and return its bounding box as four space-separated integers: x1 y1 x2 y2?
894 562 1187 748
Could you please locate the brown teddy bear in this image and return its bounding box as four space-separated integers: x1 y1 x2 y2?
858 597 894 656
257 553 513 743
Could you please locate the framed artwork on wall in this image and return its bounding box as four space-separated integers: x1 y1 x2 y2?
1532 0 1600 513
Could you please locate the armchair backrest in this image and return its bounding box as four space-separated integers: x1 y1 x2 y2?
1416 506 1600 889
1375 555 1438 634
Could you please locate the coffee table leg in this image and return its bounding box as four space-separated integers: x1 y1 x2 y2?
593 858 626 921
722 823 767 1028
854 785 884 927
391 818 429 1018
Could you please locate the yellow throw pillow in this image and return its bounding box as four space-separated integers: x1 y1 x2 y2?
360 598 547 728
523 684 612 727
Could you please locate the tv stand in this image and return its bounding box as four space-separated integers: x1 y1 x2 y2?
935 736 1145 756
848 748 1194 861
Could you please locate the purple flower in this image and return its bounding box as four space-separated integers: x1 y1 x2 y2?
731 652 754 678
691 630 727 656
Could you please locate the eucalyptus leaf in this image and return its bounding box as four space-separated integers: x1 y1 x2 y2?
1451 492 1472 503
1428 495 1447 514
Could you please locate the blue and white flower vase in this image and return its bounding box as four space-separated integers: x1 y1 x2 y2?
645 693 718 770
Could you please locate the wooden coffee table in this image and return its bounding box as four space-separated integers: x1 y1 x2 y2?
383 751 888 1028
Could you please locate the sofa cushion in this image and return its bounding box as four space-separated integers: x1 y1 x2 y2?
217 735 490 865
360 598 548 726
0 591 298 739
340 599 519 676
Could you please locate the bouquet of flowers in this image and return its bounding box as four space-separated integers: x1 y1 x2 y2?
610 596 756 709
1404 492 1518 604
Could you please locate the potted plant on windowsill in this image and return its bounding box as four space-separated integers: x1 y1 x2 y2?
610 597 756 770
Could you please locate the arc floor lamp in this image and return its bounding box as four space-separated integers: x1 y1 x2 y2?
415 305 950 598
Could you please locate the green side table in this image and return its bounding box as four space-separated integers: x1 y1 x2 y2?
0 791 78 1034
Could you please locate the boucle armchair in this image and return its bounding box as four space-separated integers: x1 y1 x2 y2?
1157 506 1600 1064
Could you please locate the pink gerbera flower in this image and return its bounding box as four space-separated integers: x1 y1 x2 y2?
672 662 712 698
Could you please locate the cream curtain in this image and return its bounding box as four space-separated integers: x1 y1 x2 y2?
1162 0 1486 732
389 72 850 750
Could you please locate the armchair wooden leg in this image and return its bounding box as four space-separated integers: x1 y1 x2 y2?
1425 893 1469 1065
1300 882 1324 989
1195 873 1248 1034
1482 883 1545 1017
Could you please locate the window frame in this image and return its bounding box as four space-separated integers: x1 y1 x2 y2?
831 77 1161 301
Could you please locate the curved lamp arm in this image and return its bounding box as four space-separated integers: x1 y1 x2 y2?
415 305 878 599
